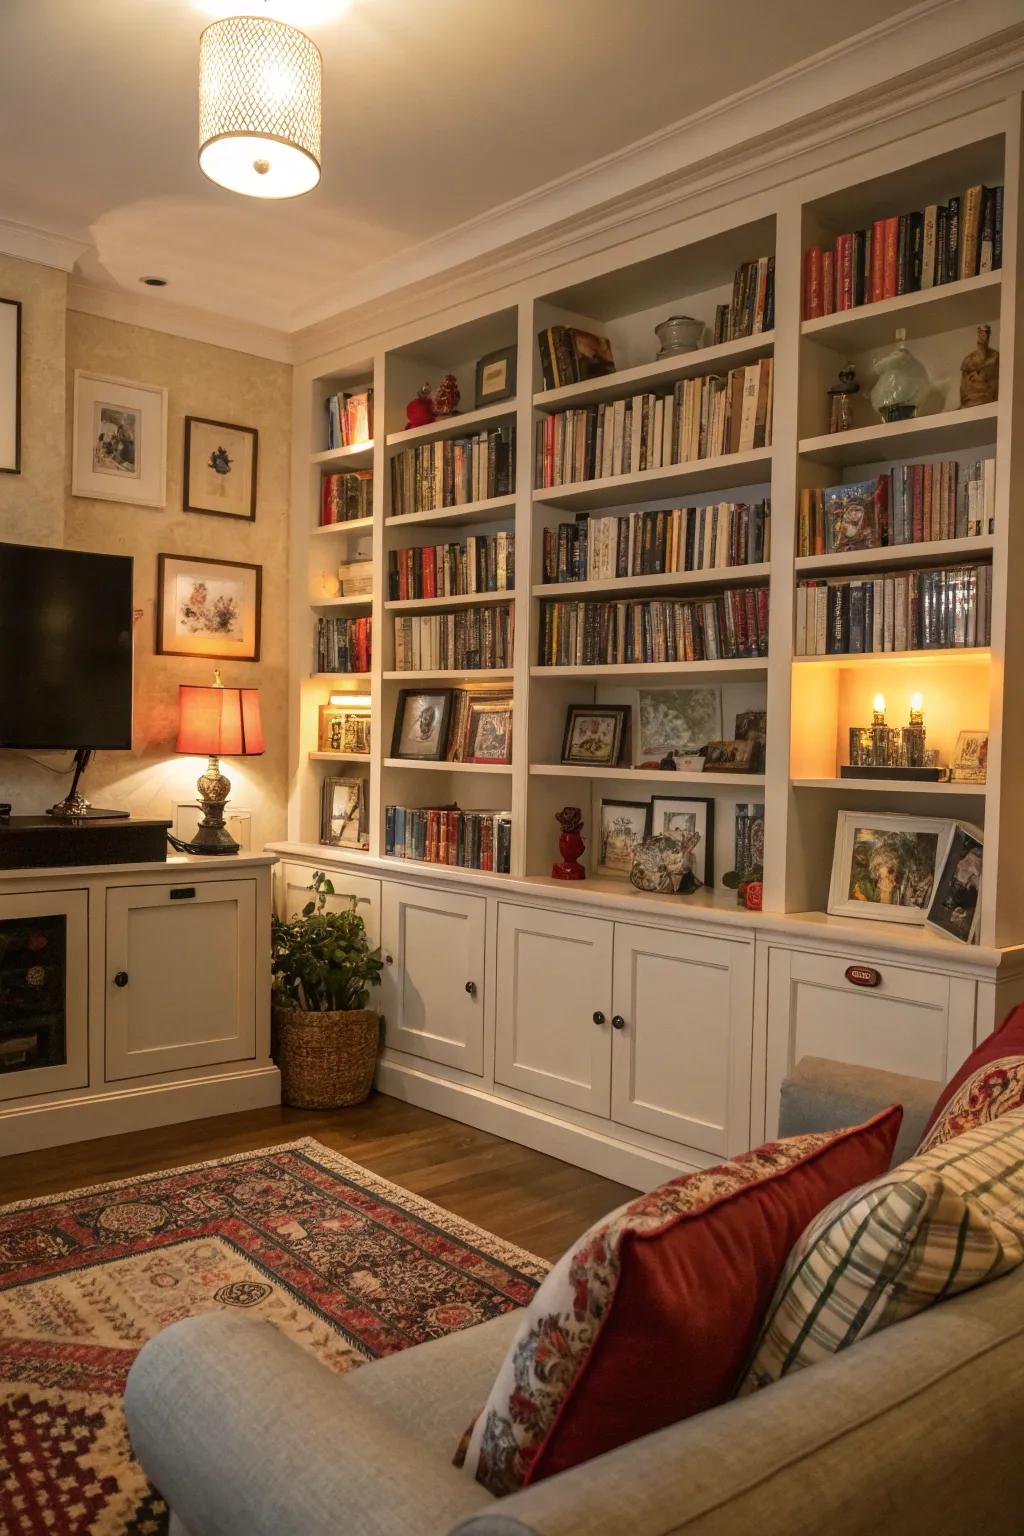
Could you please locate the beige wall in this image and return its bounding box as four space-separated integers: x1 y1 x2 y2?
0 267 291 849
0 254 66 547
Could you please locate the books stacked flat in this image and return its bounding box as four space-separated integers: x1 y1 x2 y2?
534 361 773 488
803 183 1003 318
321 470 372 525
326 388 373 448
537 327 616 391
537 589 769 667
389 533 514 600
713 257 776 343
796 563 992 655
798 461 995 557
385 805 511 873
542 500 770 583
314 615 371 673
337 559 373 597
393 604 513 672
390 426 514 515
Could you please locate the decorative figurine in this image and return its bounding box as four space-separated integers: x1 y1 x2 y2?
552 806 586 881
658 750 678 771
827 362 860 434
433 373 461 418
870 328 930 422
960 324 999 407
405 383 435 430
630 831 701 895
654 315 704 358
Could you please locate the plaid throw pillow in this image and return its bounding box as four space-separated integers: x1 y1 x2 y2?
741 1106 1024 1393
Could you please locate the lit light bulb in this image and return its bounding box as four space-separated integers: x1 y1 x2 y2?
910 692 923 714
873 693 886 716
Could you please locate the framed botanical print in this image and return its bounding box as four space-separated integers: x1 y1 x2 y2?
156 553 262 662
0 297 21 473
560 704 630 768
72 371 167 507
598 799 650 877
390 689 453 760
184 415 258 521
828 810 950 925
650 796 715 888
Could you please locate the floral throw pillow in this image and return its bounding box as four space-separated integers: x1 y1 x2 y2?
455 1108 902 1497
917 1002 1024 1153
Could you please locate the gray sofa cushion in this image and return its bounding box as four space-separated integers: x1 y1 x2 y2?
779 1055 940 1164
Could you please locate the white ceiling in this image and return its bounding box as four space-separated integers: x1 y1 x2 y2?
0 0 955 336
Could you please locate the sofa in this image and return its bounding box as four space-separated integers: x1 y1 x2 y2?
124 1060 1024 1536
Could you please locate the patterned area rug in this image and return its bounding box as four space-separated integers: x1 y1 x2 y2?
0 1137 546 1536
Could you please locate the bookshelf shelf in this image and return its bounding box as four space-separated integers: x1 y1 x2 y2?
309 752 372 763
530 659 768 681
379 854 514 882
791 776 987 796
310 594 373 612
309 671 372 682
384 495 516 531
383 668 514 683
799 403 998 466
532 448 772 511
312 516 374 537
385 401 518 449
311 442 373 469
384 757 512 775
794 536 994 575
793 647 990 669
800 270 1001 350
533 332 776 412
533 564 771 600
385 590 512 612
530 763 767 787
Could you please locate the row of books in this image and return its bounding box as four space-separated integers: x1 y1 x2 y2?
798 460 995 557
803 183 1003 318
712 256 776 343
384 805 512 873
326 388 373 449
314 615 372 674
320 469 372 525
393 604 514 672
388 533 514 601
542 500 770 584
537 589 769 667
534 360 774 488
795 563 992 656
390 426 515 517
537 327 616 391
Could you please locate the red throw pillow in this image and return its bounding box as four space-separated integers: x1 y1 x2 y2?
456 1107 902 1496
917 1002 1024 1152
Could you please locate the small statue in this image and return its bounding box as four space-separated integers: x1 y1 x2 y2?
434 373 461 418
658 750 678 771
405 383 435 430
630 830 701 895
552 806 586 881
960 324 999 408
870 329 930 423
827 362 859 434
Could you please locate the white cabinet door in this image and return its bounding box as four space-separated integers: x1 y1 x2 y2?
279 862 380 947
495 903 613 1115
764 945 974 1137
105 880 257 1080
611 923 753 1158
0 888 89 1102
380 882 485 1074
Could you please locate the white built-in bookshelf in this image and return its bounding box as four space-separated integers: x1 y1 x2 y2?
286 94 1023 952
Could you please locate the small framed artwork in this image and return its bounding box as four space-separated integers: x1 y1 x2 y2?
0 297 21 473
475 345 517 409
650 796 715 888
391 689 453 760
560 704 630 768
156 553 262 662
318 699 371 755
828 811 950 925
598 799 651 877
926 823 983 944
72 370 167 507
703 739 760 773
950 730 988 784
462 694 513 765
638 687 721 762
184 416 258 521
321 777 368 848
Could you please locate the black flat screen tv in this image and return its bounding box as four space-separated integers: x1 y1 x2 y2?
0 543 134 751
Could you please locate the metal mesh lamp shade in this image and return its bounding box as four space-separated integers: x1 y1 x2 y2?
198 16 322 199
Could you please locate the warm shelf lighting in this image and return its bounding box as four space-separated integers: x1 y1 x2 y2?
328 692 372 707
198 15 322 199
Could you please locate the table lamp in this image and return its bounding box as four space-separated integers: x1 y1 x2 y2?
175 671 264 854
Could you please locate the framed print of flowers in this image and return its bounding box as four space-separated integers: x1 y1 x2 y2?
184 415 258 521
156 553 262 662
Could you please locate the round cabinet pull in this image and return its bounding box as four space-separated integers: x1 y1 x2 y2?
384 954 394 965
113 971 129 988
465 980 477 996
611 1014 626 1030
593 1010 606 1025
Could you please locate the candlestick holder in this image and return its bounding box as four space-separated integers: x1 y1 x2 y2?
842 693 944 781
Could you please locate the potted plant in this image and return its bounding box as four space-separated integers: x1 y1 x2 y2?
271 871 384 1109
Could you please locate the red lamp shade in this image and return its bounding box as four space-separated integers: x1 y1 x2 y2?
176 685 265 757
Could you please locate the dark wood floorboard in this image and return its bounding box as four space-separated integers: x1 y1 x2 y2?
0 1092 637 1262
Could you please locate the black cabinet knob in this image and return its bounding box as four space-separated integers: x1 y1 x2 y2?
593 1011 606 1025
465 980 477 996
384 954 393 965
611 1014 626 1030
114 971 129 988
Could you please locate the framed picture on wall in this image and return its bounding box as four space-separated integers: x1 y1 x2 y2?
184 415 258 521
0 297 21 474
72 370 167 507
156 553 262 662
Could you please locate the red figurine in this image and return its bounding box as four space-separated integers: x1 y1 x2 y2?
743 880 764 911
434 372 460 418
552 806 586 881
405 383 435 430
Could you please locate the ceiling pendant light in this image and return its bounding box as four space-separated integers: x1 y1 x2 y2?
198 14 322 199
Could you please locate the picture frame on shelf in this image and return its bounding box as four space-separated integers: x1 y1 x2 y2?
950 730 988 784
650 796 715 888
474 344 517 409
926 823 983 944
703 739 760 774
560 704 630 768
598 799 650 877
391 688 454 760
462 693 513 765
0 297 21 474
156 553 262 662
183 415 258 521
318 699 372 756
320 776 368 849
827 810 950 926
637 687 722 763
72 370 167 507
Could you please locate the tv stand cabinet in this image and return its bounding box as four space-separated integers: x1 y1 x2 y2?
0 853 279 1156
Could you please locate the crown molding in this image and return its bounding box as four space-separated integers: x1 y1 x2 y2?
0 217 89 274
66 282 294 364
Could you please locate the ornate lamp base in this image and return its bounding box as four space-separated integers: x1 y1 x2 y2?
183 755 240 856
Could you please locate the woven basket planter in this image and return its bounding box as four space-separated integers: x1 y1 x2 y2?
272 1005 381 1109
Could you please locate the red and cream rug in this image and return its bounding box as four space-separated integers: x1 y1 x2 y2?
0 1137 546 1536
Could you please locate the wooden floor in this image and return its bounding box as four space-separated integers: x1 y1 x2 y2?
0 1093 637 1262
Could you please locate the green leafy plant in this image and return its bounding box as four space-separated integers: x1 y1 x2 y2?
271 872 383 1012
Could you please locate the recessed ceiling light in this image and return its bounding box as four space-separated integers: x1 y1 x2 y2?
139 276 168 287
